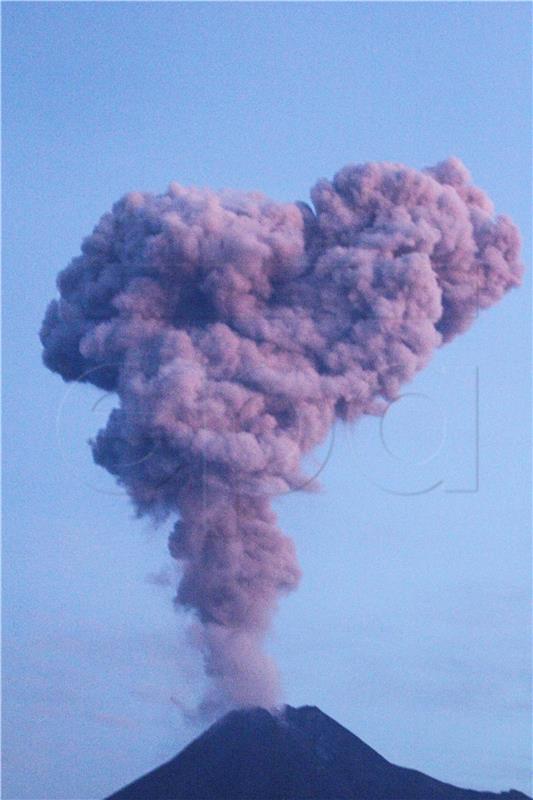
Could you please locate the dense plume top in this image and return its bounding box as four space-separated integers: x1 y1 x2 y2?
41 158 522 711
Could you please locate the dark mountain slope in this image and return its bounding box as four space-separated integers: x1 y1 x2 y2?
106 705 531 800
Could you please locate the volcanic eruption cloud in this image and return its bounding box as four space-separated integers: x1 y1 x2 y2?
41 158 522 712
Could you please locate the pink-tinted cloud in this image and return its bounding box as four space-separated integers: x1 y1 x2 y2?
41 159 523 712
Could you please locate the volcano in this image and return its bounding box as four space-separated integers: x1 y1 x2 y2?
105 705 530 800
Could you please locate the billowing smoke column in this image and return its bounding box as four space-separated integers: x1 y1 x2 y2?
41 158 522 711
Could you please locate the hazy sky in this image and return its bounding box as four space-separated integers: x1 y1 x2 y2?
2 3 531 799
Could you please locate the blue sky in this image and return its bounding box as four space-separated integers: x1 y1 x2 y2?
2 3 531 798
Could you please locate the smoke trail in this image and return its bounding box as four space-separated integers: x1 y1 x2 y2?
41 158 522 711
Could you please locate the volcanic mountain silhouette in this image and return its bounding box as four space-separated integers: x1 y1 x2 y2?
105 705 530 800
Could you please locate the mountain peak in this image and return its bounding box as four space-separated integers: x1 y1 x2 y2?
106 705 531 800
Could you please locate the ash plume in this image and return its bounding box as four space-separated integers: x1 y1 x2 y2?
40 158 522 712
